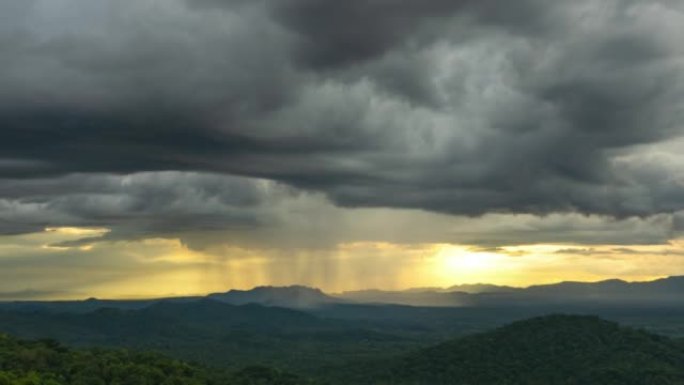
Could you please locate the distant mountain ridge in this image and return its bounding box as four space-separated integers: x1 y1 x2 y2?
335 282 518 307
445 283 519 293
334 289 471 307
2 276 684 311
338 276 684 307
208 285 343 309
498 275 684 305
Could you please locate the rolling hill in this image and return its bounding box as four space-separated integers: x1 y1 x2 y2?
0 299 417 373
2 310 684 384
337 276 684 307
357 315 684 385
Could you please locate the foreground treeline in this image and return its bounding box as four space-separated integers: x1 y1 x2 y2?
0 334 316 385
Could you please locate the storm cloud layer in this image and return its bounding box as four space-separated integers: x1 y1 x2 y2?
1 0 684 241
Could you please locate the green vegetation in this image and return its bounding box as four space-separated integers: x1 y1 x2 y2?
0 301 426 374
356 315 684 385
3 303 684 385
0 334 316 385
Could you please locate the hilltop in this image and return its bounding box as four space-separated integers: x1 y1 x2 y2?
208 285 341 309
358 315 684 385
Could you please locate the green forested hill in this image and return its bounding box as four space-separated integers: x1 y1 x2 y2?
356 315 684 385
0 334 317 385
3 313 684 385
0 300 419 373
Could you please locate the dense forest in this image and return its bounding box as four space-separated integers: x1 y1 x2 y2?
4 297 684 377
0 334 317 385
362 315 684 385
0 300 427 374
2 315 684 385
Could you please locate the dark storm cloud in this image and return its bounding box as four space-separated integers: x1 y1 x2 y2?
272 0 466 69
198 0 564 66
0 172 295 240
0 0 683 238
271 0 561 69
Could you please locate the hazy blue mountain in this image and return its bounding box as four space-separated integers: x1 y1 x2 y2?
526 276 684 297
338 284 517 306
338 276 684 307
3 277 684 314
0 285 343 313
479 276 684 306
0 285 340 314
445 283 519 293
0 296 201 314
208 285 343 309
335 289 474 307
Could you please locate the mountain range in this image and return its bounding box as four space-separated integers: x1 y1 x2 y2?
2 276 684 314
208 285 342 309
337 276 684 307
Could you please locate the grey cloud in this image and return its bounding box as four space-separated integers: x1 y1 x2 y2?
271 0 568 69
442 213 677 247
0 289 74 301
553 246 684 258
0 0 683 239
179 202 682 251
0 172 297 239
2 171 678 249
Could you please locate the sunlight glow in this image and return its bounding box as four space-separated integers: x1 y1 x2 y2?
430 245 513 285
2 229 684 299
44 227 111 236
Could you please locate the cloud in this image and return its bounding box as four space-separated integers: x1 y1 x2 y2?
0 172 302 240
0 0 683 242
0 289 76 301
2 170 680 251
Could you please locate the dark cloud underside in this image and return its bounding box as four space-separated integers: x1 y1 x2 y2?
0 0 683 240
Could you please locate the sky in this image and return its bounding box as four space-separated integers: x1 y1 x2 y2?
1 0 684 299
